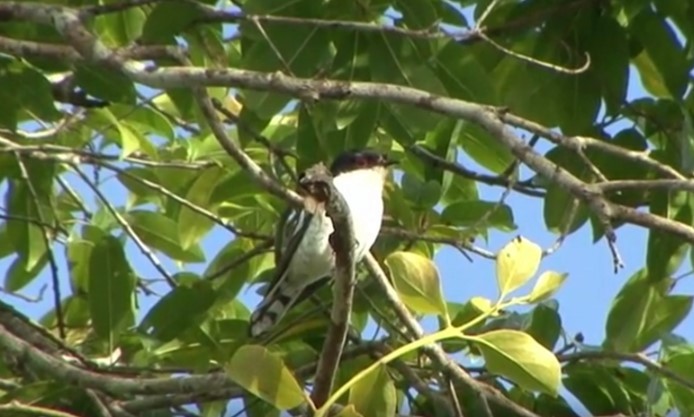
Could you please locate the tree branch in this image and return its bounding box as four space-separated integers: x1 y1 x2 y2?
363 253 541 417
297 163 357 408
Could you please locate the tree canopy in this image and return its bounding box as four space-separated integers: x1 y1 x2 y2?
0 0 693 416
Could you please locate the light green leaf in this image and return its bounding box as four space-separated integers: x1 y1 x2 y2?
334 405 364 417
605 269 693 352
469 329 561 396
226 345 306 410
528 272 568 303
385 251 448 319
178 166 225 249
127 210 205 263
348 363 396 417
88 235 136 344
496 236 542 297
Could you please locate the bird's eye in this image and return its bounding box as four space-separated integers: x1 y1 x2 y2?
354 155 367 167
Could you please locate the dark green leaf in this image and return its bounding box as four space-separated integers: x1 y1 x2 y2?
140 0 204 43
401 173 441 210
140 278 216 342
605 269 693 352
88 235 136 343
629 8 689 98
523 301 562 350
564 363 633 415
441 200 516 232
646 191 691 282
74 64 136 104
586 16 629 114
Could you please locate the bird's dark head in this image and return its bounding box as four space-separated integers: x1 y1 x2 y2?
329 149 397 176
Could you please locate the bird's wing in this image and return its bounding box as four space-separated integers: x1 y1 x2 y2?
260 206 314 297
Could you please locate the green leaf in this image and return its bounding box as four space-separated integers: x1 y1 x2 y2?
140 278 216 342
469 329 561 395
178 166 225 249
97 5 145 46
88 235 136 343
662 343 694 414
385 251 448 319
528 272 567 304
205 238 272 303
401 173 441 210
5 254 47 292
629 8 689 99
646 192 691 282
523 301 562 350
334 405 364 417
348 363 396 417
369 34 446 138
441 200 516 232
140 0 204 43
563 363 635 415
457 122 515 174
127 210 205 263
586 16 629 114
496 236 542 297
74 64 136 104
296 105 330 171
434 43 496 104
226 345 306 410
6 181 49 271
605 269 693 352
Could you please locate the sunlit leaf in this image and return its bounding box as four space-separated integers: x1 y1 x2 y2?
496 236 542 297
469 329 561 396
385 251 448 319
528 272 568 303
349 363 396 417
226 345 306 410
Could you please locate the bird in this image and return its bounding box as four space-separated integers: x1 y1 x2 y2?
249 149 396 338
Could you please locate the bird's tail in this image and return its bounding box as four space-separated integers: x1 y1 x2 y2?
249 282 300 338
249 277 330 338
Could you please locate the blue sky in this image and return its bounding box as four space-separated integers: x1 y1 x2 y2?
1 4 693 417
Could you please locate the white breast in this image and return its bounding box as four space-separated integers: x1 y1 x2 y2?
286 169 385 283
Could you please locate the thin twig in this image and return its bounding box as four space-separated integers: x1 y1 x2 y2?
13 153 65 340
71 165 177 288
99 161 272 241
559 350 694 391
407 145 545 197
477 31 592 74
